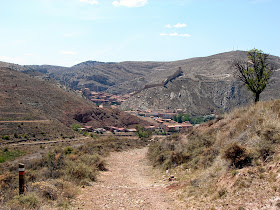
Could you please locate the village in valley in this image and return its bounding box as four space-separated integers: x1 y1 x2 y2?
78 88 216 135
80 88 133 108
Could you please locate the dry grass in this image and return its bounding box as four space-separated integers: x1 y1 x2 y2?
0 135 149 209
148 99 280 208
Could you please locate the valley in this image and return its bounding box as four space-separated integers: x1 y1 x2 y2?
1 0 280 208
1 51 280 209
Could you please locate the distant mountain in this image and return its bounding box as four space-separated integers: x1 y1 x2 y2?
0 67 151 139
121 51 280 114
24 61 166 94
1 50 280 115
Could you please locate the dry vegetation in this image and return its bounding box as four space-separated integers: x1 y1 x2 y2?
0 136 148 209
148 99 280 208
0 67 152 140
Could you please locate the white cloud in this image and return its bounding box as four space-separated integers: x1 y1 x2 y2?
170 32 179 36
165 23 187 28
174 23 187 28
160 33 191 38
80 0 99 5
60 50 77 55
0 56 25 64
112 0 148 7
179 34 191 37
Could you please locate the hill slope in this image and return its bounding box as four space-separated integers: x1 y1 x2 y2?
0 67 151 139
147 99 280 208
2 51 280 115
121 51 280 114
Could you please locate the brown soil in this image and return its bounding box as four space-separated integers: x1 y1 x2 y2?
0 120 50 123
73 147 185 209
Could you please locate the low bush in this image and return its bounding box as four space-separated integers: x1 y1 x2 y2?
47 150 65 178
148 131 218 170
63 146 74 155
10 194 40 209
0 135 148 208
223 143 252 168
2 135 10 140
136 126 152 139
0 149 24 163
83 131 89 137
72 124 81 132
257 140 275 162
80 154 106 171
65 161 97 184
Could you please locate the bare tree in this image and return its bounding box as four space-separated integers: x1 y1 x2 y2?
232 49 276 103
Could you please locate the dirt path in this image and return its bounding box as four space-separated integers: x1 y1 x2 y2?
73 147 184 209
0 120 50 123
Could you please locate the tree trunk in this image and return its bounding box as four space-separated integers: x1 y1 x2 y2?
255 92 260 103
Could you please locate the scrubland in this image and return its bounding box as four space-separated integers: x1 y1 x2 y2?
2 99 280 209
148 99 280 209
0 136 148 209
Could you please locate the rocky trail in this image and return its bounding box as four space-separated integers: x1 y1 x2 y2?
73 147 185 209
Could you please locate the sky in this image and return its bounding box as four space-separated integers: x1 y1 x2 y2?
0 0 279 67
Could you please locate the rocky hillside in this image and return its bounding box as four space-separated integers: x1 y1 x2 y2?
2 51 280 115
25 61 165 94
0 67 151 139
121 51 280 115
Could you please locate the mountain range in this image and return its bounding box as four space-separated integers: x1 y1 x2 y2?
1 50 280 116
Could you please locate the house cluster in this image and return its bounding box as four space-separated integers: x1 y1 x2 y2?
125 109 193 133
157 120 193 132
79 120 192 135
77 99 194 135
80 88 132 108
78 126 106 134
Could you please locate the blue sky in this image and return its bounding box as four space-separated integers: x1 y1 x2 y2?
0 0 279 66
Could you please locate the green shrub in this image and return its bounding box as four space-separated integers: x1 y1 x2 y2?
3 135 10 140
64 146 74 155
0 149 24 163
83 131 89 137
136 126 152 139
72 124 81 132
